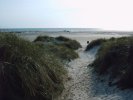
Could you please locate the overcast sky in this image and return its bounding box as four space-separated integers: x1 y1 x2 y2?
0 0 133 30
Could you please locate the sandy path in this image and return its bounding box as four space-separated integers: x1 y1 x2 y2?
59 46 133 100
59 46 98 100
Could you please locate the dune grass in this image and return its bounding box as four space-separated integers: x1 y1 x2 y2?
85 38 107 51
43 44 79 61
90 36 133 89
55 36 71 42
55 36 82 50
34 35 81 61
0 33 67 100
85 37 116 51
34 36 82 50
60 39 82 50
34 35 55 43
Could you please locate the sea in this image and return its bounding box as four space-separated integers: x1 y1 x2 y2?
0 28 99 33
0 28 132 46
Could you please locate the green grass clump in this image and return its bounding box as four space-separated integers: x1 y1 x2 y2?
90 36 133 89
61 40 82 50
0 33 66 100
55 36 71 42
34 35 55 42
85 38 107 51
34 36 81 61
56 36 82 50
34 36 82 50
43 44 79 61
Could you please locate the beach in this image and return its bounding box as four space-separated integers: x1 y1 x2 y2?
21 31 130 46
19 31 133 100
0 30 132 100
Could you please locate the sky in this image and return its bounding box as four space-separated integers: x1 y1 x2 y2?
0 0 133 30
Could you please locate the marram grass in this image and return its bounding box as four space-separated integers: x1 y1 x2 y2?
34 35 82 50
85 38 106 51
0 33 67 100
90 36 133 89
34 35 81 61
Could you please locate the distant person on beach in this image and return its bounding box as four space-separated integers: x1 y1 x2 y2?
87 41 89 44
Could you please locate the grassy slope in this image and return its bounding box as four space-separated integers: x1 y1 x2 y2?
90 36 133 89
34 36 82 50
85 38 116 51
55 36 82 50
34 36 81 61
85 39 106 51
0 33 76 100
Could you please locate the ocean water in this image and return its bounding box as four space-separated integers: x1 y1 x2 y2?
0 28 99 33
0 28 131 46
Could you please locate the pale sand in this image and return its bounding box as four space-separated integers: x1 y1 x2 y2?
20 32 129 46
58 46 133 100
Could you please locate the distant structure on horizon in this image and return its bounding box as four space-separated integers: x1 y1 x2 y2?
63 30 70 33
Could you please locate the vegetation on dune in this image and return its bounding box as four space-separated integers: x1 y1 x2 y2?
34 35 55 43
55 36 82 50
60 40 82 50
56 36 82 50
55 36 71 42
34 36 82 50
85 37 116 51
43 44 79 61
90 36 133 89
0 33 67 100
85 38 107 51
0 34 81 100
34 35 81 61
